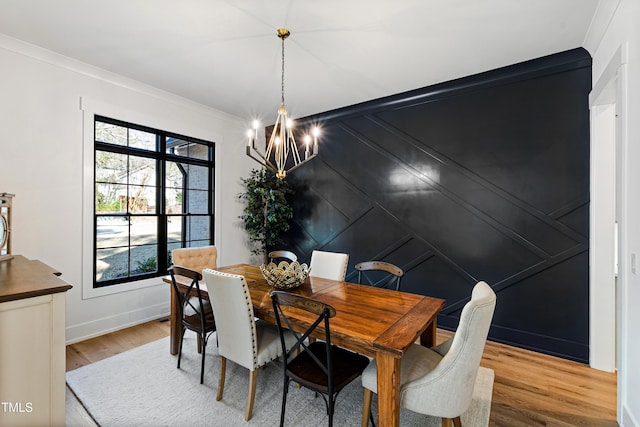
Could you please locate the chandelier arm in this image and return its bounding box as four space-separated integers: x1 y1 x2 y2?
279 120 288 171
265 132 275 159
268 115 285 172
246 148 278 173
250 136 275 168
284 153 317 174
250 139 267 158
287 131 302 165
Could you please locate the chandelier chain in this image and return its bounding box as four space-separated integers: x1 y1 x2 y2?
281 35 285 106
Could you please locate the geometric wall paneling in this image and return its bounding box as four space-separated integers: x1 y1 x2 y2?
281 48 591 362
554 202 589 237
488 250 590 361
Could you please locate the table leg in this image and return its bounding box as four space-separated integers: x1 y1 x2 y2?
420 318 437 348
170 287 179 355
376 352 401 427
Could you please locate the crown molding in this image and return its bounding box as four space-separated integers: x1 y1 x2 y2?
0 32 241 123
583 0 621 55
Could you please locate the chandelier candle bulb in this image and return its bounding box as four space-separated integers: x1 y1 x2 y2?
252 121 259 147
313 127 319 152
304 135 311 159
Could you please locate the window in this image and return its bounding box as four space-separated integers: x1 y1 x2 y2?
94 116 214 287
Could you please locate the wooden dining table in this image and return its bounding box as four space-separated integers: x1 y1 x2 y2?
164 263 445 427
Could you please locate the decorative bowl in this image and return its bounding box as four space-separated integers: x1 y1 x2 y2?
260 260 310 289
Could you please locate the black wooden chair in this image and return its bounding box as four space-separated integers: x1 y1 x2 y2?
268 250 298 263
271 291 370 427
168 265 216 384
355 261 404 291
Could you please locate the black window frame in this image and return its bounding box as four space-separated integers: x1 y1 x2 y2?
93 115 215 288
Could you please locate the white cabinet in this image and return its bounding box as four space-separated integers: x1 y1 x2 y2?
0 256 71 427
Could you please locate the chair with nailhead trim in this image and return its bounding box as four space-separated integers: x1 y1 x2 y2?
202 268 297 421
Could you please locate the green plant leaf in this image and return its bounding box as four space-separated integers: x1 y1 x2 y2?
238 168 294 256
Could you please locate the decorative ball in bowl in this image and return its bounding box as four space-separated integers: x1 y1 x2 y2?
260 260 310 289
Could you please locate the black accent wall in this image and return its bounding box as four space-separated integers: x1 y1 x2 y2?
280 48 591 363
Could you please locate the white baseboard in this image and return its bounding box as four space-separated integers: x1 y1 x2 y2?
65 302 169 344
622 403 639 427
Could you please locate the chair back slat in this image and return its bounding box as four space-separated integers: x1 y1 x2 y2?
268 250 298 263
271 292 334 375
355 260 404 291
169 265 207 327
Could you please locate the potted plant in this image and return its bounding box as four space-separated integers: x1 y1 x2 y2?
238 168 294 262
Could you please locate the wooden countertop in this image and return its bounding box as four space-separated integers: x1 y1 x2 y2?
0 255 72 303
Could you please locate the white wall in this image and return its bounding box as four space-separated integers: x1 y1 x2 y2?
586 0 640 425
0 35 255 343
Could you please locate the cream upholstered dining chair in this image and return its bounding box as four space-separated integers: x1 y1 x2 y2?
172 245 217 273
202 268 297 421
361 281 496 427
309 250 349 281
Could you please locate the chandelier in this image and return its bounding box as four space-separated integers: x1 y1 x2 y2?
246 28 319 179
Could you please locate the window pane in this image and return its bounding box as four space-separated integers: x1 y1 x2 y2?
96 247 129 282
127 156 156 214
185 164 210 191
129 129 156 151
96 216 129 249
167 215 183 244
167 242 181 266
187 215 210 242
131 244 158 276
96 122 127 146
184 189 209 214
96 151 128 184
166 162 210 187
187 239 210 248
128 156 155 184
165 161 184 214
131 217 157 246
166 137 210 160
166 188 182 214
166 161 185 189
128 185 156 214
96 184 128 214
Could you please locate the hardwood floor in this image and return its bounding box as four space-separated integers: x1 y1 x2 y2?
66 320 617 426
66 318 171 371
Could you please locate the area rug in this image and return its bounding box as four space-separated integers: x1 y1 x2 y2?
66 335 493 426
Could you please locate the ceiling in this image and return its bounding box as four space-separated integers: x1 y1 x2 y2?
0 0 599 122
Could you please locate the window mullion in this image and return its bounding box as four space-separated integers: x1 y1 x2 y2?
158 132 168 273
